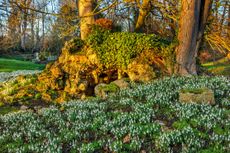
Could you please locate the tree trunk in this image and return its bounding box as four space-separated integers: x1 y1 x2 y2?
176 0 212 75
21 9 27 51
135 0 151 32
193 0 212 72
228 3 230 38
30 8 35 53
79 0 95 40
35 19 40 52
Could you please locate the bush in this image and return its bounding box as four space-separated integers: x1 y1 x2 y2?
68 37 84 54
0 76 229 152
86 27 173 69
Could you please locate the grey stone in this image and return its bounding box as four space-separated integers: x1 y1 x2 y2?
94 83 119 99
20 105 29 110
112 79 130 89
94 83 108 99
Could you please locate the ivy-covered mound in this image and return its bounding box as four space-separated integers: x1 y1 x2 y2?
0 28 174 104
0 76 229 153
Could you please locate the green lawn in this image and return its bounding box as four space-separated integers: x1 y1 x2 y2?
0 58 45 72
202 57 230 76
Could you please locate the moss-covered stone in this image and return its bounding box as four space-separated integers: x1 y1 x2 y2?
127 60 156 82
180 88 209 94
0 29 174 104
112 79 130 89
179 88 215 105
94 83 120 99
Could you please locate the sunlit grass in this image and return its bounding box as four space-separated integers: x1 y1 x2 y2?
0 58 45 72
202 57 230 76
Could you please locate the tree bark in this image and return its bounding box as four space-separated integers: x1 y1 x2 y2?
176 0 212 75
79 0 95 40
31 15 35 52
42 12 45 48
228 3 230 38
135 0 151 32
21 2 28 51
20 0 32 51
193 0 212 72
30 1 35 53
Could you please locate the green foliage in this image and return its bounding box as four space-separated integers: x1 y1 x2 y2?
172 120 190 129
98 83 119 93
68 37 84 54
35 93 41 100
86 27 173 69
0 76 229 152
220 98 230 107
0 106 19 115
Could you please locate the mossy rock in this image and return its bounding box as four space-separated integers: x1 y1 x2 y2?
179 88 215 105
0 30 174 104
180 88 210 94
94 83 120 99
127 61 156 82
112 79 130 89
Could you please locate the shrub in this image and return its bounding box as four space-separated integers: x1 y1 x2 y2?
86 27 173 69
67 37 84 54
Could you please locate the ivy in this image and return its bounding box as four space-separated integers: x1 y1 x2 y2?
86 26 173 69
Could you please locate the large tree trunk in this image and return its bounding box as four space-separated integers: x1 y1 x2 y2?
228 3 230 38
135 0 151 32
176 0 212 75
79 0 95 40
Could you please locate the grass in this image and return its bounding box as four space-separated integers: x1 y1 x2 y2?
202 57 230 76
0 58 45 72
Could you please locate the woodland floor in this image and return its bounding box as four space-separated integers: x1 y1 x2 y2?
0 57 229 115
0 57 229 152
